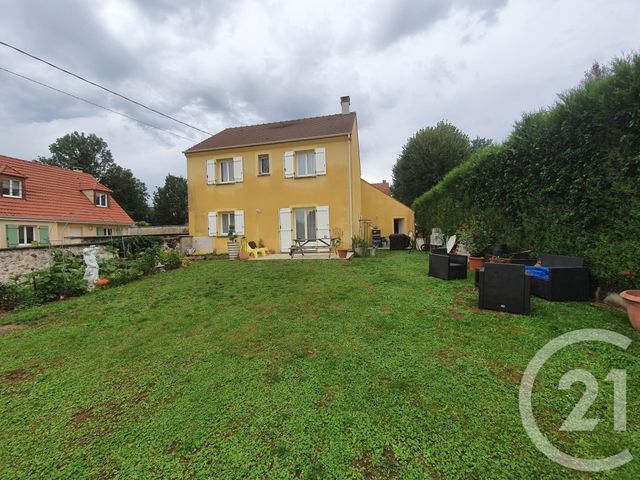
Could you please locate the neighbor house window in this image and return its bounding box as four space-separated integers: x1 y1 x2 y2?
294 208 316 241
220 212 235 235
220 159 234 183
296 151 316 177
258 154 270 175
97 227 113 236
2 178 22 198
95 192 108 207
18 225 35 246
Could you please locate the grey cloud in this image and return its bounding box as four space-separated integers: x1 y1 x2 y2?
5 1 140 82
369 0 508 48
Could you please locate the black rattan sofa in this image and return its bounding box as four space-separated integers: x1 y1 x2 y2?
428 248 468 280
478 263 531 314
530 254 589 301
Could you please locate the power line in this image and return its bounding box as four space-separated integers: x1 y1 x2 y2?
0 65 198 142
0 40 212 136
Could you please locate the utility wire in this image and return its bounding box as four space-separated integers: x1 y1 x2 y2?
0 41 212 136
0 65 197 142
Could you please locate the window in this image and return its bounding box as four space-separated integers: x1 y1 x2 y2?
220 212 235 235
294 208 316 241
95 192 108 207
97 227 113 236
258 154 270 175
296 151 316 177
220 159 235 183
2 178 22 198
18 225 35 246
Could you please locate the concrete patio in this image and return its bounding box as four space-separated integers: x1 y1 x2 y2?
248 252 354 261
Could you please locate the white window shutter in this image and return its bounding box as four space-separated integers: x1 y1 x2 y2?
316 206 330 240
284 151 294 178
206 159 216 184
279 208 292 252
234 210 245 235
207 212 218 236
315 148 326 175
233 156 243 182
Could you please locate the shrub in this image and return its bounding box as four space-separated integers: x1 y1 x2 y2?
414 53 640 291
162 249 183 270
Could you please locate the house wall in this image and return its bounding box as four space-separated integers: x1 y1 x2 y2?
186 134 361 253
0 220 130 249
360 180 415 238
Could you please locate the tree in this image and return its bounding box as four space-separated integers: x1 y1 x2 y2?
152 175 188 225
391 121 471 206
470 136 494 153
37 132 114 181
101 164 149 221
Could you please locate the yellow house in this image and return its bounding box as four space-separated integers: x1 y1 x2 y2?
184 97 414 253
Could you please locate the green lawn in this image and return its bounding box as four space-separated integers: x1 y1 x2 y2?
1 252 638 479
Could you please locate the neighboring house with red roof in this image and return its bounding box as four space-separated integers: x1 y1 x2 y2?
184 97 414 253
371 180 392 196
0 155 134 248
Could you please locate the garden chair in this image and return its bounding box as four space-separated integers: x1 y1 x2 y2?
241 239 268 258
428 248 468 280
478 263 531 314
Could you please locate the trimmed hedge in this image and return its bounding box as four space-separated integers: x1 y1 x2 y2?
414 54 640 292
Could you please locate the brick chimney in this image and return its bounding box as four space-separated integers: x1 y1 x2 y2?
340 96 350 114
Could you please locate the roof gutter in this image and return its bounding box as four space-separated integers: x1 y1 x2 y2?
183 132 351 155
0 216 133 226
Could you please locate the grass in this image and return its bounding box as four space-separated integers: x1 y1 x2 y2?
0 252 638 479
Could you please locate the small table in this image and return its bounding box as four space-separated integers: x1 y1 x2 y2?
289 238 334 258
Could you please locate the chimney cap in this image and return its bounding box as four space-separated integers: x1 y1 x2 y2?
340 96 350 114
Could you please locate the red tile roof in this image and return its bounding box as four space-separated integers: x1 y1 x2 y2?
0 155 133 225
185 112 357 153
371 180 392 196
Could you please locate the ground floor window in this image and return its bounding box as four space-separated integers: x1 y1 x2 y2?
220 212 235 235
97 227 114 236
18 225 35 246
294 208 316 241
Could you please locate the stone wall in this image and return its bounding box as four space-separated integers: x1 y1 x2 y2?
0 245 114 283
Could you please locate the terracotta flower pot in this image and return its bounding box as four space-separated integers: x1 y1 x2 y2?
337 248 348 259
468 256 485 271
620 290 640 330
238 251 250 260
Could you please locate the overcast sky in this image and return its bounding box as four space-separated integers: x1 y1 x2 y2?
0 0 637 192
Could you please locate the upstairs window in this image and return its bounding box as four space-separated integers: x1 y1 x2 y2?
2 178 22 198
219 159 235 183
258 154 270 175
95 192 108 207
296 151 316 177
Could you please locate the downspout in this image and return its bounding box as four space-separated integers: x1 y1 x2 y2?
347 133 353 242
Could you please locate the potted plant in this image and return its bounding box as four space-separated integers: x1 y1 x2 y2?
227 226 240 260
620 290 640 330
331 230 348 259
458 216 492 271
351 235 367 257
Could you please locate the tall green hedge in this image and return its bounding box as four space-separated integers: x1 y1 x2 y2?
414 54 640 292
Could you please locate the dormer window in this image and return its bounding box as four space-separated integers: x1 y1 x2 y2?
2 178 22 198
95 191 108 207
